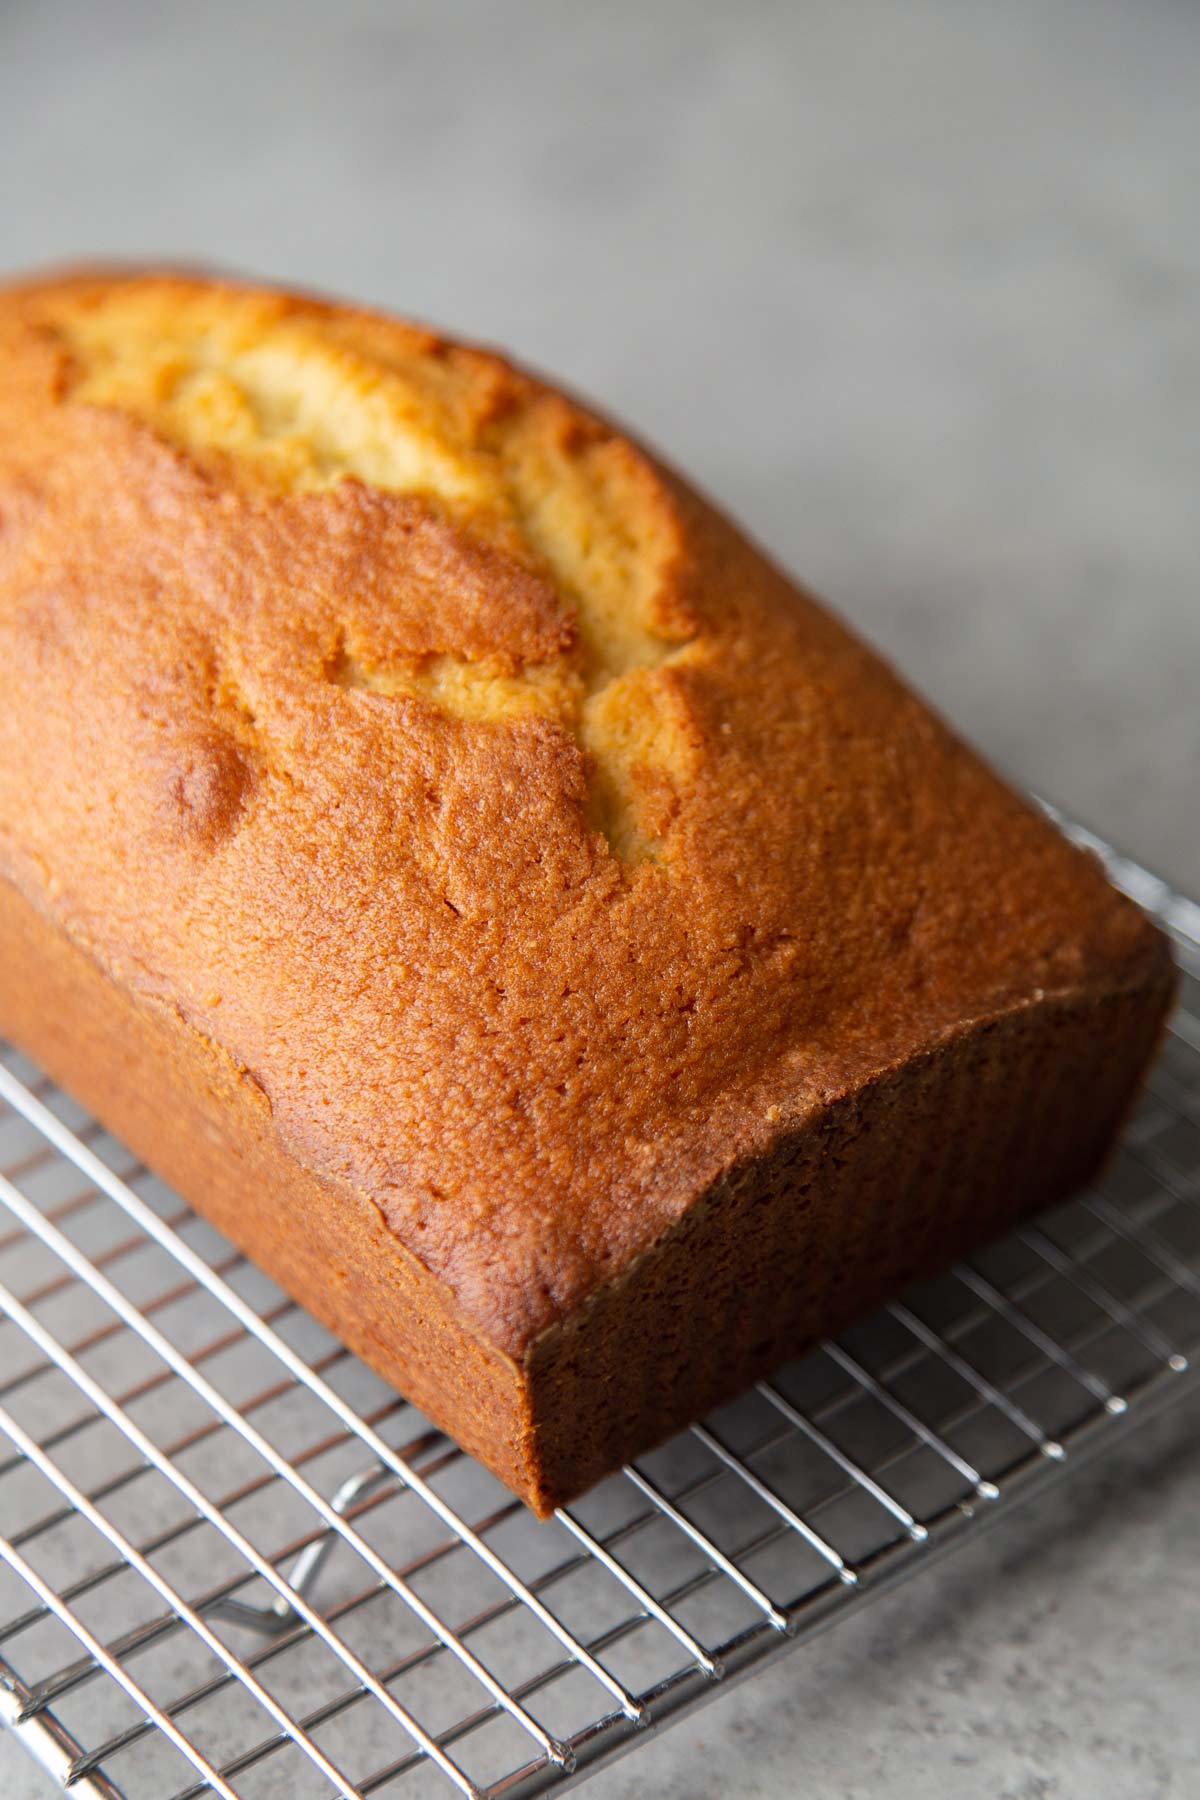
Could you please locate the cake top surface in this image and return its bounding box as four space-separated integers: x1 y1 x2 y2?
0 269 1165 1355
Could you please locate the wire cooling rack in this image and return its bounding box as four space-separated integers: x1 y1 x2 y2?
2 814 1199 1800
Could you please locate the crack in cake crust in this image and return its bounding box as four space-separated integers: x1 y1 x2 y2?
50 284 698 860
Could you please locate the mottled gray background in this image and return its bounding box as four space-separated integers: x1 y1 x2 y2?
1 0 1197 1795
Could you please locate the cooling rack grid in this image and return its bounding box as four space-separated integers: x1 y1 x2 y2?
2 812 1199 1798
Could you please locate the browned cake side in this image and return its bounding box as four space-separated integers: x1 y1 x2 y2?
0 268 1176 1512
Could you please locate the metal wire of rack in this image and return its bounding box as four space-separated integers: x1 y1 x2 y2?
1 814 1199 1800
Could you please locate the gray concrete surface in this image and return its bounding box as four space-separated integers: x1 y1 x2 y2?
0 0 1197 1794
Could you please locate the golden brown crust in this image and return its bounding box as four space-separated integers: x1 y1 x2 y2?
0 267 1175 1394
0 869 1172 1515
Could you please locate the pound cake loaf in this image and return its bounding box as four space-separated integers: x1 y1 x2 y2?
0 269 1175 1513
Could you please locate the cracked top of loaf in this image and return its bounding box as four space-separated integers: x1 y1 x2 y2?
0 270 1167 1356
